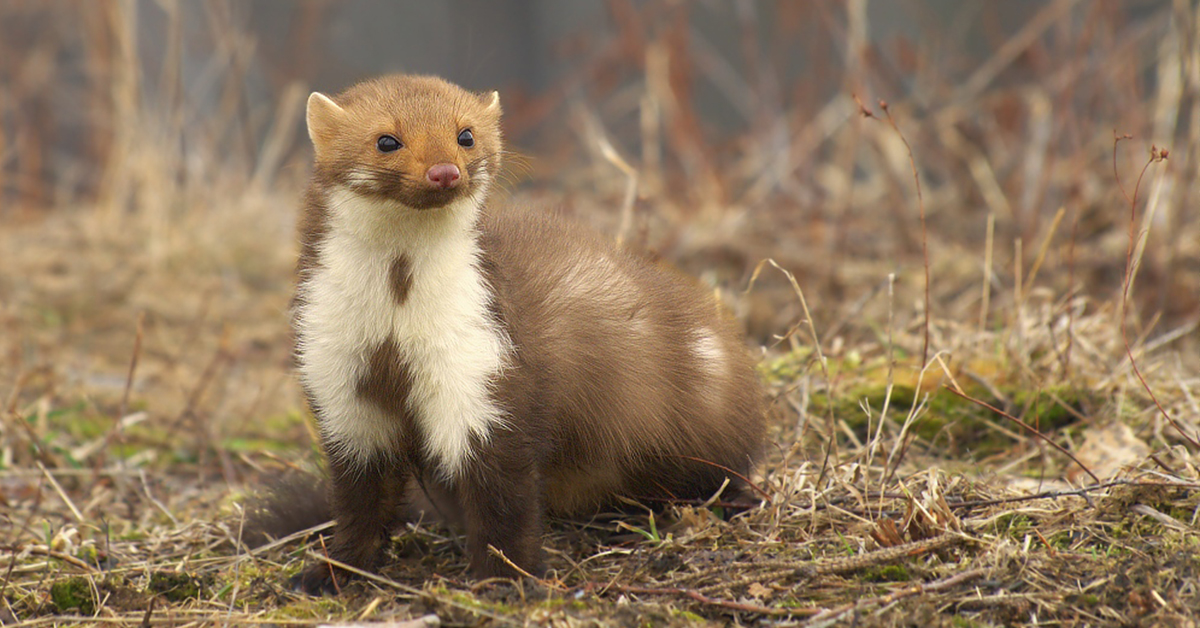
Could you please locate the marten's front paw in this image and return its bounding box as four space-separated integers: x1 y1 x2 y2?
290 562 352 596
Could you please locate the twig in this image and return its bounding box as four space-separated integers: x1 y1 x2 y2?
944 479 1137 509
695 567 799 596
856 96 931 367
138 469 178 527
1111 135 1200 449
671 455 772 504
808 533 966 576
315 534 341 596
942 385 1099 483
747 259 838 481
804 568 988 626
36 461 82 523
486 544 565 590
620 535 975 619
881 101 931 368
605 582 817 617
0 544 97 573
595 133 639 247
1063 207 1080 377
979 212 995 334
225 506 247 626
117 311 145 425
303 551 510 621
98 311 145 472
1023 206 1066 299
868 273 898 515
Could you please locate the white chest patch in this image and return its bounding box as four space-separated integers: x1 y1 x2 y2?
295 186 511 478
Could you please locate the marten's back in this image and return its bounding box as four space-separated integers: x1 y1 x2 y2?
477 206 765 513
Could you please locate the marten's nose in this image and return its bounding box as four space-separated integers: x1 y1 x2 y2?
426 163 461 189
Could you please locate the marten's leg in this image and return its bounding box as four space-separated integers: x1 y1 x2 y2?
294 454 409 595
457 447 544 579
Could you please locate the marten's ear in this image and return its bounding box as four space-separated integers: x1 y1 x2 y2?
306 92 345 154
482 90 501 114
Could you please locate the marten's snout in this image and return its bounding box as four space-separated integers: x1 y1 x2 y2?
426 163 461 189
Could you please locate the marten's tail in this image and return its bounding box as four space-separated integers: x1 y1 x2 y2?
239 471 332 548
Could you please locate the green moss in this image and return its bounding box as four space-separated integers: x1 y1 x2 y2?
77 545 99 566
862 564 912 582
267 597 347 620
758 349 813 384
990 514 1033 539
221 436 296 452
147 572 205 602
672 609 705 622
818 381 1087 458
1045 531 1074 550
50 577 94 615
449 592 514 614
36 307 66 328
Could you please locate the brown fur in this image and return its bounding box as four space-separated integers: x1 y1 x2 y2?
283 74 766 594
388 255 413 305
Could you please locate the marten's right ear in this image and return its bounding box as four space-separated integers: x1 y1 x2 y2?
306 92 345 155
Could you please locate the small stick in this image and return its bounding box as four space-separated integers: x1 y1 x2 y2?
945 479 1133 509
486 544 566 591
746 259 838 480
607 582 814 617
942 385 1099 483
117 311 145 423
303 551 510 622
1111 136 1199 449
1024 206 1066 294
138 469 178 527
869 273 898 516
855 96 931 367
1014 238 1024 357
597 135 639 248
36 461 83 523
671 455 772 504
880 100 931 369
98 311 145 472
0 544 97 573
225 506 247 622
1063 207 1080 377
315 534 341 596
979 212 995 334
809 568 988 625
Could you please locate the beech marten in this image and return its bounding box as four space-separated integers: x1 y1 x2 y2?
264 74 765 595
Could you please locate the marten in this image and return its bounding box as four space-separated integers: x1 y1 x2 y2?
260 74 766 595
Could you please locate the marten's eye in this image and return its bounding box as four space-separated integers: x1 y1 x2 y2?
376 135 402 153
457 129 475 148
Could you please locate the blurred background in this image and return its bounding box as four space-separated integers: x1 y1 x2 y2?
1 0 1197 478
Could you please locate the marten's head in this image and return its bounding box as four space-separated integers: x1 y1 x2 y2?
306 74 502 210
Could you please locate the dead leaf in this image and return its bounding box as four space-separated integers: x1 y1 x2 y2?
1070 422 1150 481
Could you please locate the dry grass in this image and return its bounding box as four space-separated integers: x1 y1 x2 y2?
3 1 1200 626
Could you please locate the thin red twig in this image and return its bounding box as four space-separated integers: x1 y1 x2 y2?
880 101 932 368
942 384 1099 483
671 454 773 504
1111 134 1199 449
852 95 932 367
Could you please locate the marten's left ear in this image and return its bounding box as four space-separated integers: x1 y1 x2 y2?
482 90 501 114
306 92 345 156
